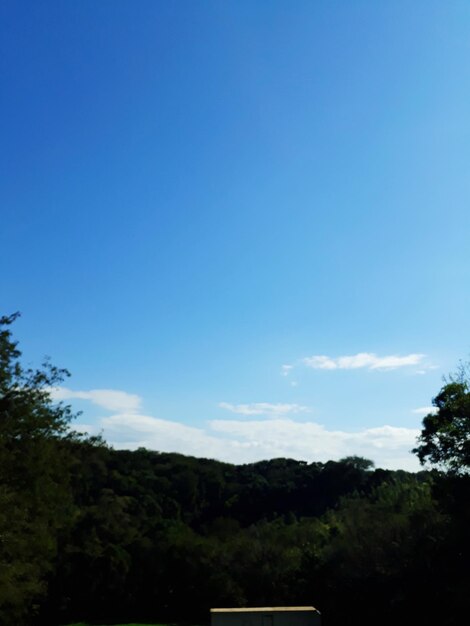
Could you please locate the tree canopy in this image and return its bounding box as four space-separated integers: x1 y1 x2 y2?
413 365 470 473
0 314 469 626
0 313 78 625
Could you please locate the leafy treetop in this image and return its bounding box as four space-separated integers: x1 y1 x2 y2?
413 364 470 474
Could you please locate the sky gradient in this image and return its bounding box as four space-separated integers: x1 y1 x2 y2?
2 1 470 470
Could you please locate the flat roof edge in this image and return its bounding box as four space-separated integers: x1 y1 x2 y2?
211 607 318 613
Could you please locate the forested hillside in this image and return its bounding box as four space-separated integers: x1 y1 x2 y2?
1 314 469 626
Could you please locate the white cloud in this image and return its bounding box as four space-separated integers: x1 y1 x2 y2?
94 413 420 471
62 387 422 471
50 386 142 413
210 419 420 468
303 352 425 371
218 402 309 417
99 413 230 459
412 406 437 416
281 364 293 376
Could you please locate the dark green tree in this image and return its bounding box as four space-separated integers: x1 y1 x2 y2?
0 313 78 625
413 365 470 473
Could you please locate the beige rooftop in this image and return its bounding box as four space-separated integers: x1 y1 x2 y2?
211 606 317 613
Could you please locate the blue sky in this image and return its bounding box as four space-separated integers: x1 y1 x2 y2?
2 1 469 470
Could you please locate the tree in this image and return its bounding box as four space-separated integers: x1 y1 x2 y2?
0 313 78 625
315 478 446 626
413 364 470 473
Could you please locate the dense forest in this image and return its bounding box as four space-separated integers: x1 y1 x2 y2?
1 313 469 626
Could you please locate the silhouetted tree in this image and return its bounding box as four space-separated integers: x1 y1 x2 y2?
413 364 470 473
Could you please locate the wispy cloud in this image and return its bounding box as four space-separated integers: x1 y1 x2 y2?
303 352 425 371
94 413 420 471
210 419 420 470
281 364 293 376
100 413 227 459
49 386 142 413
62 386 422 471
412 406 437 416
218 402 309 417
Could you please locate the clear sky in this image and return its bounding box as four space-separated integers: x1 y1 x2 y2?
2 1 469 470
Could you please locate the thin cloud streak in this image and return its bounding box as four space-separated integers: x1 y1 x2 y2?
50 386 142 413
412 406 437 416
303 352 425 371
218 402 309 417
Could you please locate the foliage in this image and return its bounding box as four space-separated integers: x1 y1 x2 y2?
316 478 447 625
413 364 470 473
1 314 469 626
0 313 80 625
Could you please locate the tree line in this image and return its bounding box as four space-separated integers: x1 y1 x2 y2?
0 314 469 626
